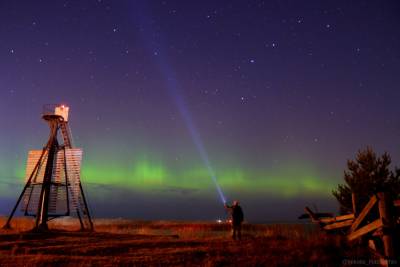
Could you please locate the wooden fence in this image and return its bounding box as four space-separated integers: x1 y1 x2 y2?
301 192 399 266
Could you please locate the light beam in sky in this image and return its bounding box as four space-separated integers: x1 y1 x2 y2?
163 73 227 204
132 3 227 204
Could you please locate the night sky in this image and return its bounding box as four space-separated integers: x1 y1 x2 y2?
1 1 400 222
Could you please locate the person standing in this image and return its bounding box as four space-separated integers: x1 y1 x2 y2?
224 200 244 240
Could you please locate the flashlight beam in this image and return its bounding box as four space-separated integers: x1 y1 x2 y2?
132 4 227 204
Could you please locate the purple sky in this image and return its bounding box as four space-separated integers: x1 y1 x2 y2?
0 0 399 221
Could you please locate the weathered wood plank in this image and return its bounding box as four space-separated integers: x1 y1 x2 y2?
349 195 377 233
347 219 382 241
319 217 334 223
323 219 354 230
378 192 394 258
352 192 357 216
304 207 318 223
319 214 354 224
335 214 355 221
368 239 377 252
298 212 335 220
367 239 389 267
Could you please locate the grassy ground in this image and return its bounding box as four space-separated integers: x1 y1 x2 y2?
0 217 370 266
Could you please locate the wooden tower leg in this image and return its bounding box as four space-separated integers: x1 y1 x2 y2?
76 209 85 230
2 149 47 229
79 183 94 231
34 119 59 231
3 184 31 229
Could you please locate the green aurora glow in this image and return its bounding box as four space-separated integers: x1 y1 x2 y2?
80 161 336 198
1 142 338 202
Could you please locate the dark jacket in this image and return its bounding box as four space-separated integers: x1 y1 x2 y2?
226 205 244 224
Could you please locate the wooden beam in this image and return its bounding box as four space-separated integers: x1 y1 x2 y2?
378 192 394 258
347 219 382 241
298 212 335 220
349 195 377 233
319 217 335 223
352 192 357 216
367 240 389 267
304 207 318 223
335 214 355 221
319 213 354 224
368 239 377 252
323 219 354 230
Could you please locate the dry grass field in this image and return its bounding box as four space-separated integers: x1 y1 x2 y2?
0 217 370 266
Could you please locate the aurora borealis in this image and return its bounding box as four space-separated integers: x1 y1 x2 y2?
1 1 400 221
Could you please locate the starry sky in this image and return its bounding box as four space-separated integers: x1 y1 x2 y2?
1 0 400 222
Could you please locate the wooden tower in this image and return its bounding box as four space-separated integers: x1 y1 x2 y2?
3 105 93 231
